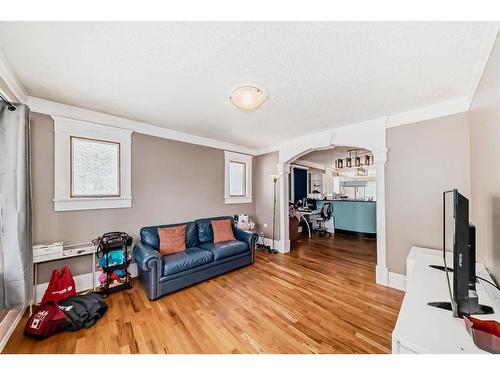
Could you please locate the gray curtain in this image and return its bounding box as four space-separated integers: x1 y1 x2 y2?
0 102 32 309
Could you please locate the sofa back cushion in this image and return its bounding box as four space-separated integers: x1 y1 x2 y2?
140 221 198 250
195 216 234 243
212 219 236 243
158 225 186 255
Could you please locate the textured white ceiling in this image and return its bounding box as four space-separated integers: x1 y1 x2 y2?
0 22 496 148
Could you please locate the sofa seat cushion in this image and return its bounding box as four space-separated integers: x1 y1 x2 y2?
198 240 248 261
162 247 214 276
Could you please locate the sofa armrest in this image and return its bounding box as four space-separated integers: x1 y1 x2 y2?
234 228 258 253
133 241 162 273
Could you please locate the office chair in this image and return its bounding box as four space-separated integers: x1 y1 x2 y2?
310 203 333 237
306 198 317 210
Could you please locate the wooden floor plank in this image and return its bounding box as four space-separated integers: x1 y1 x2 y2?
3 233 403 354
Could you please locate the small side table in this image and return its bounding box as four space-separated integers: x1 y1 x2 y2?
31 243 97 315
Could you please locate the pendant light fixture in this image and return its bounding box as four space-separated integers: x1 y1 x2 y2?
335 149 373 170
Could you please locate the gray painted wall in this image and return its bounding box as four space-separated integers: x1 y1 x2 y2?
31 112 255 283
31 108 482 281
386 112 471 274
253 152 280 240
469 31 500 283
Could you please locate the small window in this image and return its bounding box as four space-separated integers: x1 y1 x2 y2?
71 137 120 197
224 151 252 204
229 161 246 196
53 116 132 211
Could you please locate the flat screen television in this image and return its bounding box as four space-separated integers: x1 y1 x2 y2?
428 189 494 318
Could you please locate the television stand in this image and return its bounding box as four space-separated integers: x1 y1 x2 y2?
392 247 500 353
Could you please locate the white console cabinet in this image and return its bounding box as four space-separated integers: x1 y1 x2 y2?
392 247 500 354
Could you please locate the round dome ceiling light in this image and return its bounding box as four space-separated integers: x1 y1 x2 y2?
229 85 266 110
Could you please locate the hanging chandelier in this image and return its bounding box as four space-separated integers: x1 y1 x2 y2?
335 149 373 170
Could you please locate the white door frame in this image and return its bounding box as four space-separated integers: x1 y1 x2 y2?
275 117 389 286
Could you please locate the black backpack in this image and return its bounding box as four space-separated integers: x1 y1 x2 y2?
58 298 90 331
58 292 108 329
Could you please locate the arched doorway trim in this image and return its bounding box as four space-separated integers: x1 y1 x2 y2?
275 117 389 286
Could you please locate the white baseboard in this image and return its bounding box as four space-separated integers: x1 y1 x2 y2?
388 272 407 291
0 308 26 353
376 265 389 287
262 238 290 253
34 263 138 304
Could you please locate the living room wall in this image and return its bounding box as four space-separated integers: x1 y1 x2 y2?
31 112 255 283
386 112 471 275
469 31 500 284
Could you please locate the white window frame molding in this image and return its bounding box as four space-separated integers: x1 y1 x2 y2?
224 151 253 204
53 116 133 211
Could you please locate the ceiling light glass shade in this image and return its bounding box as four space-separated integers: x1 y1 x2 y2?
230 86 266 110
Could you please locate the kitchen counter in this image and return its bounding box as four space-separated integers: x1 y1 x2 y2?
315 199 377 235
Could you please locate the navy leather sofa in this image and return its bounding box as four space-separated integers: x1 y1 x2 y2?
133 216 257 300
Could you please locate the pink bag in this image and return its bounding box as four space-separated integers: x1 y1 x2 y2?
40 266 77 304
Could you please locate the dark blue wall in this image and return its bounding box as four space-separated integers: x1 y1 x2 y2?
293 168 307 205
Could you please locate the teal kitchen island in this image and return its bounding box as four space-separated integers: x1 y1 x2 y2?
315 199 377 236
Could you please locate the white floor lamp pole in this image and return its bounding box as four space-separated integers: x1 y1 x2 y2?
270 174 280 254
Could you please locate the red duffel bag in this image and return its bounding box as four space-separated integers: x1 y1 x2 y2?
40 266 77 304
23 301 71 339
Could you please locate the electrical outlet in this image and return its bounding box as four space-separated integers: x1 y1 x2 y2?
263 223 267 228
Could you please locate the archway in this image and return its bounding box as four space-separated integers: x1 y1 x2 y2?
274 117 389 286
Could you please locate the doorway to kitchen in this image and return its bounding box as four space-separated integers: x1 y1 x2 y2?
287 146 378 274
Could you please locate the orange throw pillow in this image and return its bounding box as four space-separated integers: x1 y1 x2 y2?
158 225 186 255
211 219 235 243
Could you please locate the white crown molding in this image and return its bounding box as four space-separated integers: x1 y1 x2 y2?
0 48 28 102
292 159 327 171
386 97 470 128
467 27 499 108
254 144 280 156
27 96 258 155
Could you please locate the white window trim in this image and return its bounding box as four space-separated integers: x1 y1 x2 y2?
224 151 253 204
53 116 133 211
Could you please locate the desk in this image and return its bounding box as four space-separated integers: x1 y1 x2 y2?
297 209 319 238
392 247 500 353
31 243 97 314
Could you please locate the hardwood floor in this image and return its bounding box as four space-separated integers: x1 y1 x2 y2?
3 234 403 354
